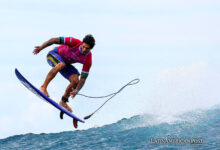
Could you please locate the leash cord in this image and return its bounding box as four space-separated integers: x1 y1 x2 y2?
77 78 140 120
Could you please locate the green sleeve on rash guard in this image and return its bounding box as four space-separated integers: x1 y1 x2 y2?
81 72 89 78
60 37 64 44
81 53 92 78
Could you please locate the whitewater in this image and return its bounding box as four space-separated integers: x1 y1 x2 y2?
1 106 220 149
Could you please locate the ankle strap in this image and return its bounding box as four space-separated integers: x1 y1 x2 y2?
62 96 69 103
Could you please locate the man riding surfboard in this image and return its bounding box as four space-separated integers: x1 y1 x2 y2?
33 35 95 127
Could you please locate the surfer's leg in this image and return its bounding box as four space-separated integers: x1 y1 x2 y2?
59 100 73 112
64 74 79 98
42 48 66 97
59 74 79 112
41 62 66 97
59 64 80 98
59 65 80 112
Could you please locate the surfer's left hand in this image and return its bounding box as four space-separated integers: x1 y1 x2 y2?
70 88 78 98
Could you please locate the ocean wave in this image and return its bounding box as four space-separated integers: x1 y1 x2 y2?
1 106 220 149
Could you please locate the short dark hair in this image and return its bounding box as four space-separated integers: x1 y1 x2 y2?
83 34 95 49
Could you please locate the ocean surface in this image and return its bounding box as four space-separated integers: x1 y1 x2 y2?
1 107 220 150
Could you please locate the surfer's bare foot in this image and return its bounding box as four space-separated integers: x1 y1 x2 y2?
40 86 50 97
59 100 73 113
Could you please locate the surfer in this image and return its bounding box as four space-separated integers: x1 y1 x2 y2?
33 35 95 114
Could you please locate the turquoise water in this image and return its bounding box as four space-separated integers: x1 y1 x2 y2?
1 107 220 150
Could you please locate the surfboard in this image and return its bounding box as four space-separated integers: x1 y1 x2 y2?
15 68 85 123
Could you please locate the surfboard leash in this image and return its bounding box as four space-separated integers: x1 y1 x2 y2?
77 78 140 120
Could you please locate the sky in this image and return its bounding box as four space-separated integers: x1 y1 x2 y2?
0 0 220 139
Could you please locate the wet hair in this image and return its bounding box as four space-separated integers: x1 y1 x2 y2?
83 34 95 49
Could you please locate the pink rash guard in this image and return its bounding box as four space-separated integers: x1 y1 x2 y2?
57 37 92 78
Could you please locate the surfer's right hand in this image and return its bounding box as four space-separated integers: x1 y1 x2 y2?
70 88 78 99
33 46 43 54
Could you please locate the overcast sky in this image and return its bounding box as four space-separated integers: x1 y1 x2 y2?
0 0 220 139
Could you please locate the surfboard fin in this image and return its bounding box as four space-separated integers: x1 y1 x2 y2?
73 119 78 128
60 111 64 119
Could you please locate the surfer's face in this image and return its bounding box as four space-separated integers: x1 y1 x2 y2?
81 43 91 55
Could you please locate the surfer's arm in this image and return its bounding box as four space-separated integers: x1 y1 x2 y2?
33 37 61 54
70 53 92 98
76 77 86 91
70 77 86 98
60 37 82 47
